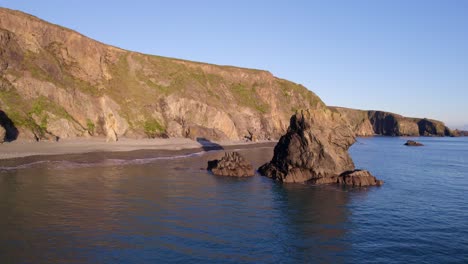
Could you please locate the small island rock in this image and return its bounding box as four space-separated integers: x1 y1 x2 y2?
338 170 384 187
207 152 255 177
404 140 424 146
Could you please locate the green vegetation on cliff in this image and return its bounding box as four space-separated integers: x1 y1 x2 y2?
0 7 325 141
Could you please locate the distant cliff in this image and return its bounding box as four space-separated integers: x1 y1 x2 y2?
451 130 468 137
330 107 453 137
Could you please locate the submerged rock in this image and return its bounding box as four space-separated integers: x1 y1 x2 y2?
404 140 424 146
207 152 255 177
338 170 384 187
258 109 383 186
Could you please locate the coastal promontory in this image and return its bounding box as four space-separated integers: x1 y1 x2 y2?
330 107 453 137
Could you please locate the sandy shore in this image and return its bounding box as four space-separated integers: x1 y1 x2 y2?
0 137 273 160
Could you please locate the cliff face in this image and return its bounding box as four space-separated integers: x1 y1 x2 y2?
330 107 453 137
451 130 468 137
0 8 324 141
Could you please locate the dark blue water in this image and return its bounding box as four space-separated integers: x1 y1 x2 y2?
0 137 467 263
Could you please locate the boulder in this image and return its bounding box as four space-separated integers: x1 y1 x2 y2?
207 152 255 177
338 170 384 187
404 140 424 146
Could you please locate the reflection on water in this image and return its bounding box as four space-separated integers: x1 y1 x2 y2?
2 137 467 263
0 147 350 263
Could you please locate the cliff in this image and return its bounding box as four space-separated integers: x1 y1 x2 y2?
451 130 468 137
330 107 453 137
0 8 324 141
0 8 455 143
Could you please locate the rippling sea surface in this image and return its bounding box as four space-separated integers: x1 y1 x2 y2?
1 137 467 263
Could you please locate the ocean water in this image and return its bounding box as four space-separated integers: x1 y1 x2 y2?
0 137 467 263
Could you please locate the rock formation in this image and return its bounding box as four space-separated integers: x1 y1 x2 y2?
404 140 424 146
207 152 255 177
259 108 382 187
330 107 453 137
338 170 384 187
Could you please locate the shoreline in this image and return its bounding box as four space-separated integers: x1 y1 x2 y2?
0 137 277 166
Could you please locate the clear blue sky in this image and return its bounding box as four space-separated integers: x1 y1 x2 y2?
1 0 467 128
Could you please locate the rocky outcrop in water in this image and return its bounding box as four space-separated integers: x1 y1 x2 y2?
207 152 255 177
259 109 362 184
330 107 453 137
404 140 424 146
338 170 384 187
259 109 383 186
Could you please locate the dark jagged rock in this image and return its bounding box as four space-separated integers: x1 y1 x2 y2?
338 170 384 187
259 109 355 183
404 140 424 146
259 109 383 186
0 110 19 142
207 152 254 177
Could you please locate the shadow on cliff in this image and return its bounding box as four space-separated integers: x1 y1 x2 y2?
0 110 19 142
196 137 224 152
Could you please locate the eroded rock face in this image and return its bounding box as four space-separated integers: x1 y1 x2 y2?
404 140 424 146
207 152 254 177
418 119 450 136
0 126 5 143
258 109 356 183
0 110 18 142
338 170 384 187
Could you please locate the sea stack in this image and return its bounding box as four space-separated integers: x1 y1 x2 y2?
259 109 383 186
